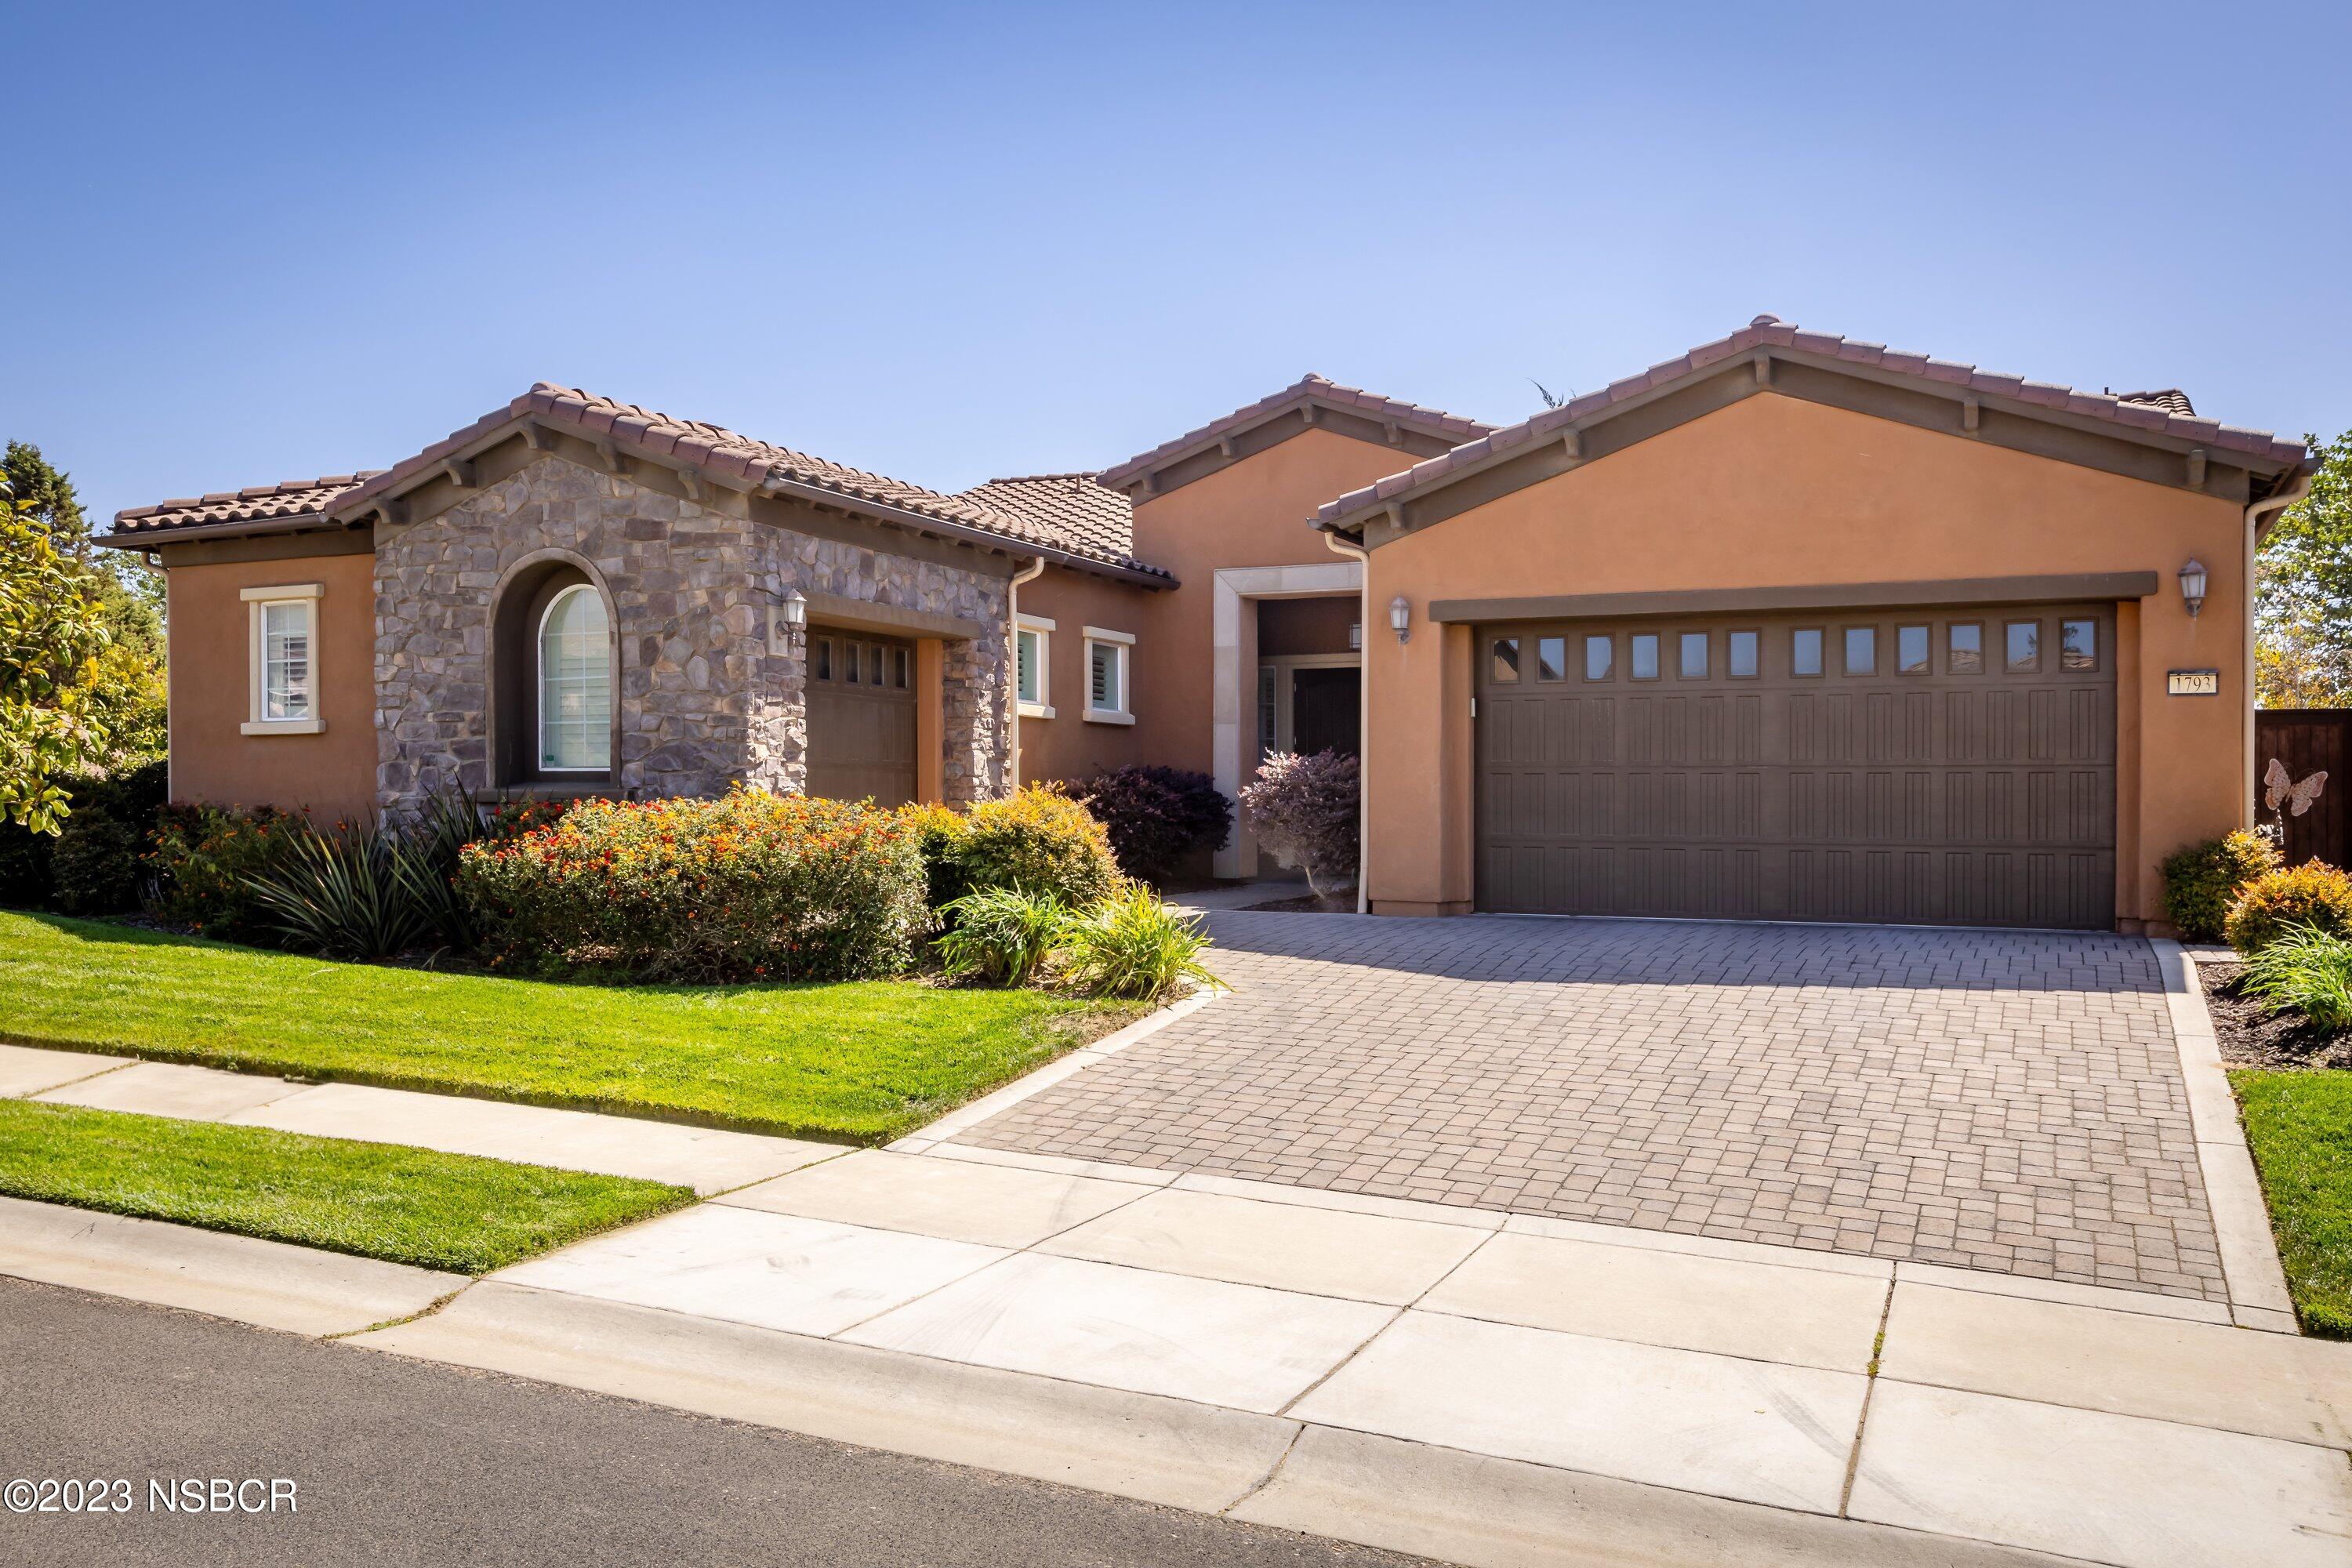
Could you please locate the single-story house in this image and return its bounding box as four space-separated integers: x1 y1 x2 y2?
104 316 2315 933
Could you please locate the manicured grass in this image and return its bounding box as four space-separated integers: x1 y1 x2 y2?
2232 1069 2352 1337
0 913 1142 1142
0 1099 692 1273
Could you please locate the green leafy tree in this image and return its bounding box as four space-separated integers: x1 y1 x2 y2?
2258 430 2352 707
0 477 119 832
0 443 165 768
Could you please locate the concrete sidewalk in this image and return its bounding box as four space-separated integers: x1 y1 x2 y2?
2 1043 840 1193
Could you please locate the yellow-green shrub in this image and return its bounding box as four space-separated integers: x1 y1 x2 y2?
2161 829 2281 942
2227 862 2352 955
946 785 1120 909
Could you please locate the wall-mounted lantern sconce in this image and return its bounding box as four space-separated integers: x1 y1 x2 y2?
2179 558 2208 619
1348 621 1363 652
1388 594 1413 644
775 587 809 649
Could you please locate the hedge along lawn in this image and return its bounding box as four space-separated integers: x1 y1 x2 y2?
2232 1069 2352 1337
0 913 1146 1142
0 1099 693 1274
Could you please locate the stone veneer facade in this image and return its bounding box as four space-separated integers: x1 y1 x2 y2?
372 454 1012 815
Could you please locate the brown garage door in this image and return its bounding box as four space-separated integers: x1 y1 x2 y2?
805 629 918 806
1475 604 2116 928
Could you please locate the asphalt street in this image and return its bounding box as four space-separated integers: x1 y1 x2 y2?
0 1276 1429 1567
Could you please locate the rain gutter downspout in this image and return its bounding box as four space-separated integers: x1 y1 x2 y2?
1008 556 1046 789
2245 467 2318 826
1323 528 1372 914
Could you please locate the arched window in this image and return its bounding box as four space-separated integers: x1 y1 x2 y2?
538 584 612 771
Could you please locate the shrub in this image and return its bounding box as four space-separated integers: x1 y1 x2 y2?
0 822 53 909
49 758 170 915
1076 765 1232 885
247 823 429 960
459 787 927 983
2228 862 2352 955
149 803 299 940
947 785 1121 909
1064 885 1225 1002
897 801 967 909
1239 750 1359 897
935 885 1073 986
2161 830 2283 942
2240 925 2352 1032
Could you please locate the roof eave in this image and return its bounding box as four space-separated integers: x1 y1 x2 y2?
98 514 353 548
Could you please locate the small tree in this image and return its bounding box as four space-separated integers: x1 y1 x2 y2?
1239 750 1359 898
2258 429 2352 707
0 478 117 833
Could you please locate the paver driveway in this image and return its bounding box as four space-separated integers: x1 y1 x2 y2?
955 913 2227 1301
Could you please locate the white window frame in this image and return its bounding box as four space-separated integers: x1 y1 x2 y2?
239 583 325 735
537 583 613 774
1015 612 1055 719
1083 626 1134 725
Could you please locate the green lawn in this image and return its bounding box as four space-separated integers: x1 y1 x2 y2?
2232 1069 2352 1337
0 913 1140 1142
0 1099 691 1273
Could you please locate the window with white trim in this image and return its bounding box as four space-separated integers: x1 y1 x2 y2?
1014 614 1054 717
538 583 612 771
241 583 325 735
1083 626 1134 724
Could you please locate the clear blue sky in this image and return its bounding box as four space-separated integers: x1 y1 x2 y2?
9 1 2347 529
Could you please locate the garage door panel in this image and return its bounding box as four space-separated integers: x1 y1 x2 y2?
1476 604 2116 929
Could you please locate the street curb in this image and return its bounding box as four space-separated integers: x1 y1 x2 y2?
2147 938 2299 1330
0 1195 465 1337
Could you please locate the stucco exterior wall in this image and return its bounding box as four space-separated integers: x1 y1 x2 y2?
1112 430 1392 775
372 454 1012 815
1362 392 2249 925
1013 563 1157 786
163 550 380 822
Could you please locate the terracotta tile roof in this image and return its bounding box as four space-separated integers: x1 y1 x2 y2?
2114 388 2197 418
1097 374 1495 491
959 473 1136 563
105 382 1163 579
107 474 382 538
1316 317 2311 529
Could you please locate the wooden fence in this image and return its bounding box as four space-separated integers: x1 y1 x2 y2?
2256 710 2352 868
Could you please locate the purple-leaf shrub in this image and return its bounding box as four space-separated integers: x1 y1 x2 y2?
1238 750 1359 897
1076 765 1232 885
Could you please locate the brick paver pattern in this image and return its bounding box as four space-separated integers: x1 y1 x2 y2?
956 915 2224 1301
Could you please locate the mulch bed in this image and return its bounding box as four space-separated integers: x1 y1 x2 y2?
2201 959 2352 1070
1240 892 1356 913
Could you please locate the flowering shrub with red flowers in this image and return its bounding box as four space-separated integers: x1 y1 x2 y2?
456 786 928 982
147 802 300 940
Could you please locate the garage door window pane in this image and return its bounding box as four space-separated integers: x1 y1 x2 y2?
2005 621 2040 672
1490 637 1520 682
1792 628 1823 677
1729 630 1759 678
1584 636 1613 681
814 637 833 681
1536 637 1566 681
1898 625 1929 674
2061 619 2097 671
1844 626 1875 676
1631 633 1660 680
1948 623 1983 673
1679 633 1708 679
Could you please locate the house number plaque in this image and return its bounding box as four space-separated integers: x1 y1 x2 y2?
2166 669 2220 696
